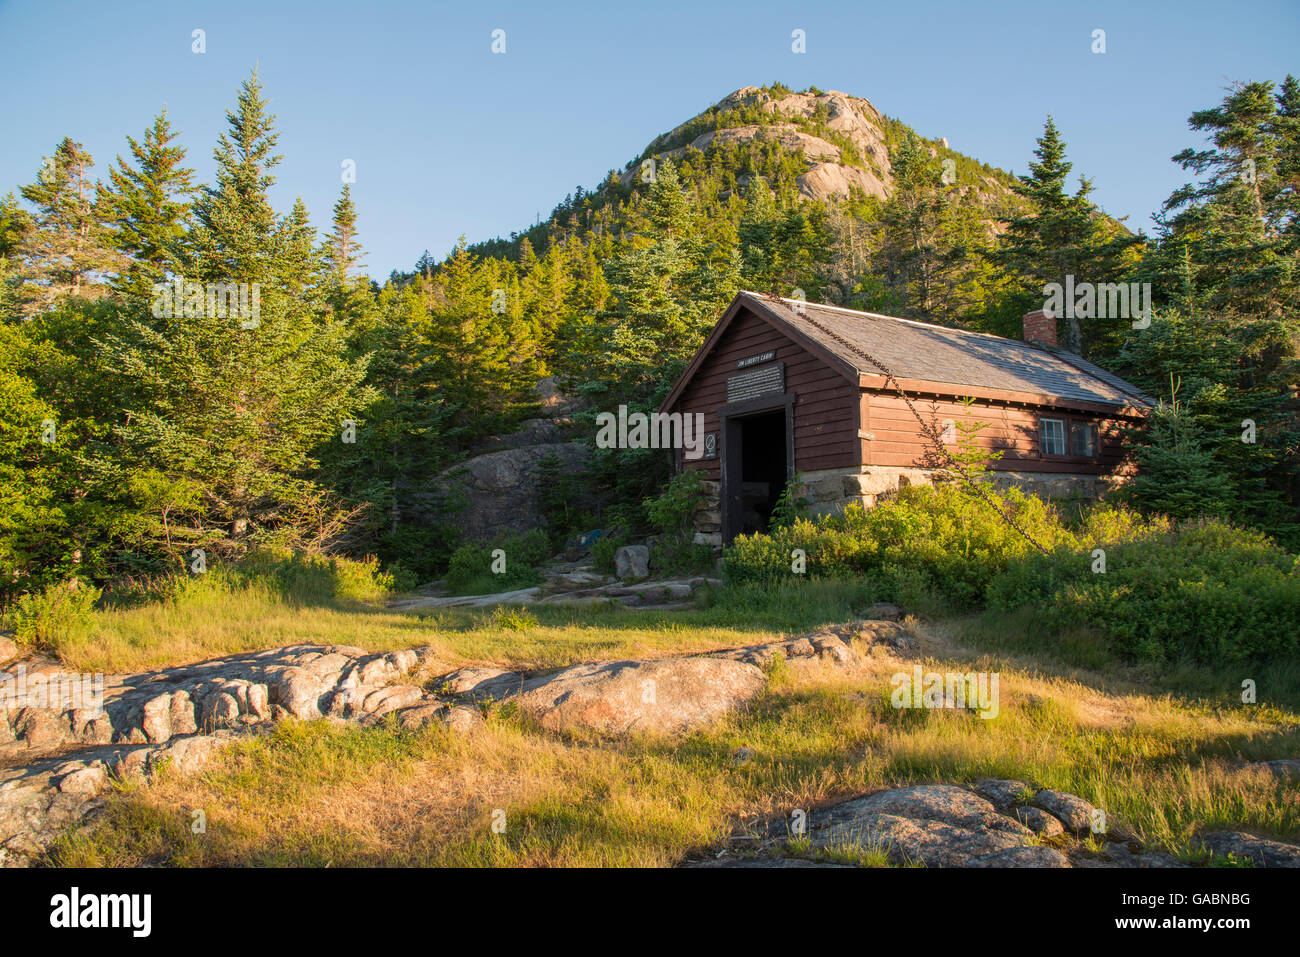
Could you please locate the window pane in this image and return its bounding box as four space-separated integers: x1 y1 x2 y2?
1040 418 1065 456
1071 422 1098 457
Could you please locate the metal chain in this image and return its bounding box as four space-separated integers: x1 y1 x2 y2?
775 296 1052 555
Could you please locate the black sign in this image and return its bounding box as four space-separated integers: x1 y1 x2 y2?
736 350 776 369
703 432 718 459
726 362 784 404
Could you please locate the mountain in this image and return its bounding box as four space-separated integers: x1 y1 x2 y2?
626 85 1016 206
454 83 1024 267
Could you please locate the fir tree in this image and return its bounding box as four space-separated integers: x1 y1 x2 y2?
103 108 197 300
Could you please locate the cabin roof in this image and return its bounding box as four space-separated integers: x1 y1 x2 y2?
663 291 1153 412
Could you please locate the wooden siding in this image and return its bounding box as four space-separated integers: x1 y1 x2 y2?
861 392 1129 473
670 306 859 480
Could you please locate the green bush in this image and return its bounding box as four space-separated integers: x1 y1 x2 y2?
591 532 628 574
445 529 552 596
724 482 1299 664
6 581 101 651
990 521 1300 664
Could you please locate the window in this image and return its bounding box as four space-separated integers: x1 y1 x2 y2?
1071 422 1099 458
1040 418 1066 456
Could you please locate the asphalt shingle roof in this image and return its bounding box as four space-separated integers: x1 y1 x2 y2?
748 292 1153 410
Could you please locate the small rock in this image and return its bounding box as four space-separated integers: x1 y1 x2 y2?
361 684 424 717
732 747 756 765
56 765 107 798
866 603 903 621
1015 805 1065 837
441 705 484 734
614 545 649 580
973 778 1033 810
1033 789 1097 833
0 637 18 663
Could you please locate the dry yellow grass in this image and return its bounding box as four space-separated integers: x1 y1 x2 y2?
50 623 1300 868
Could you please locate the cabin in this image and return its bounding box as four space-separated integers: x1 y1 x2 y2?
659 291 1153 545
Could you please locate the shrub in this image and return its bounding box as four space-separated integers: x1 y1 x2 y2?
591 531 628 574
6 581 101 652
444 529 552 596
991 520 1300 664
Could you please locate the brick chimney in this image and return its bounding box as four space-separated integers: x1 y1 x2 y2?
1023 309 1058 348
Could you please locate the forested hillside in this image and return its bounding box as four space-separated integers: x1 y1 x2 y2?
2 76 1297 599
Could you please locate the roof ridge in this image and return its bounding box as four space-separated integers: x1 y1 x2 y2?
743 290 1038 347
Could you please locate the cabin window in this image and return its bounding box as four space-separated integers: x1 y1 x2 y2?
1071 421 1099 458
1040 417 1066 456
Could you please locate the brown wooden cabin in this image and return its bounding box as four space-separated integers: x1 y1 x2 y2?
659 291 1153 545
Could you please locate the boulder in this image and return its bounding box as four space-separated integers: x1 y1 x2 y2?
1034 788 1097 833
511 657 766 734
614 545 650 581
812 811 1028 867
816 785 1032 838
973 778 1033 810
428 441 589 541
866 603 904 621
1200 831 1300 868
1015 805 1066 837
0 636 17 663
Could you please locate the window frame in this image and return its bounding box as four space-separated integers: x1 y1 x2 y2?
1039 417 1067 457
1038 414 1103 463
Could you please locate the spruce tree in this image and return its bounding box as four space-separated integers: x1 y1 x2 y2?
103 108 197 300
17 138 124 314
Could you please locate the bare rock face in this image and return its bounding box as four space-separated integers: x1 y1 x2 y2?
511 657 766 735
427 441 589 542
964 845 1070 868
797 162 888 201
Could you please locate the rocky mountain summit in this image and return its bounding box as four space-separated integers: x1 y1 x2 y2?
625 85 1013 206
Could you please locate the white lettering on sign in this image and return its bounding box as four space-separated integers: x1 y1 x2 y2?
737 351 776 369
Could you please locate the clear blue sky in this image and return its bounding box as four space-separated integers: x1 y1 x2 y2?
1 0 1295 276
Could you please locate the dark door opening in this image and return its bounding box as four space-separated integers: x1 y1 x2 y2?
722 406 791 541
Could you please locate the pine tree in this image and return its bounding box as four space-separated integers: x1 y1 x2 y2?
98 76 375 558
103 108 197 300
190 70 281 284
16 138 124 314
998 118 1139 354
322 183 364 280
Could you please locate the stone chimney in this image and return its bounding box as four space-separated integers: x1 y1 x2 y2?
1023 309 1058 348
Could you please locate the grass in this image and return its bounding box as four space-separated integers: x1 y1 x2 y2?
45 594 1300 868
14 572 1295 868
48 579 882 675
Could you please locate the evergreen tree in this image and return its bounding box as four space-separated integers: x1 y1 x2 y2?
190 70 281 284
16 138 124 314
103 108 197 300
998 118 1140 355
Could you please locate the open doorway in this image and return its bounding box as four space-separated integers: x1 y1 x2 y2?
721 403 792 542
